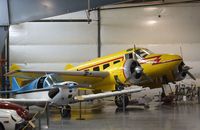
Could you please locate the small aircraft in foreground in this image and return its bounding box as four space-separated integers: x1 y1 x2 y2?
4 47 195 110
0 74 142 117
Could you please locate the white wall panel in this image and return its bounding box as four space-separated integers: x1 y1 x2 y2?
101 3 200 45
10 45 97 63
10 11 98 69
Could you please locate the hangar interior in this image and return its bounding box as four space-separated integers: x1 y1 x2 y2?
9 1 200 82
1 0 200 130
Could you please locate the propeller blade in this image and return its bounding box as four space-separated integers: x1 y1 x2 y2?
134 44 137 60
182 66 191 71
186 71 196 80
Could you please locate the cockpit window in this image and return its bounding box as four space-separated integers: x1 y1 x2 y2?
135 49 153 58
37 77 46 89
49 74 63 83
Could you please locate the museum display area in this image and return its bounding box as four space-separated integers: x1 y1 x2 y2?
0 0 200 130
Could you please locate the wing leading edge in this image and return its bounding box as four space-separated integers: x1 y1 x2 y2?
5 69 110 85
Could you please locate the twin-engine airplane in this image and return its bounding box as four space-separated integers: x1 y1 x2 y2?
0 47 195 115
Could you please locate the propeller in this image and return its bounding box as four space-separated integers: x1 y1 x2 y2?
179 46 196 80
134 44 137 60
124 61 143 84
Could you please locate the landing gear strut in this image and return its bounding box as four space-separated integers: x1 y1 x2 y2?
161 84 174 104
115 85 130 108
60 105 71 118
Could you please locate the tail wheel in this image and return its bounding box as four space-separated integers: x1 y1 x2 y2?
115 94 129 108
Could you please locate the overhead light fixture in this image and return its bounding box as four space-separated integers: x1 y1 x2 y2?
146 20 157 25
144 7 158 11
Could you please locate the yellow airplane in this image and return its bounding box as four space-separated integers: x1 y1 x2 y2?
8 47 195 108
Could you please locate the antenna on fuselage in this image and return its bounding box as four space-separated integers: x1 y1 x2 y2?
180 46 183 59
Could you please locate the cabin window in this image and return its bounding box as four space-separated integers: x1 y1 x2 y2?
125 53 133 59
37 77 46 89
113 60 120 64
103 63 110 70
93 66 100 71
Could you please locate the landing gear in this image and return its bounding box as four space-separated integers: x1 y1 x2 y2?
60 105 71 118
115 85 130 108
161 84 174 104
115 94 129 108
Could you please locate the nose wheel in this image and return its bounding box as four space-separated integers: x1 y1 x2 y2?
115 94 129 108
60 105 71 118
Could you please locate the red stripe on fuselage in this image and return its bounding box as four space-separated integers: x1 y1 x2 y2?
78 56 124 71
152 59 182 65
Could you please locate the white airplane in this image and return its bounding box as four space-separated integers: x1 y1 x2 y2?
0 74 143 117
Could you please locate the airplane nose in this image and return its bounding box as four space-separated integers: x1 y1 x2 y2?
164 54 183 63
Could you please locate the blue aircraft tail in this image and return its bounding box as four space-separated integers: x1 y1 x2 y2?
12 77 21 91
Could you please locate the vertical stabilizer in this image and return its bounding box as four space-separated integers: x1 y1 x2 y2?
12 77 20 91
64 64 74 70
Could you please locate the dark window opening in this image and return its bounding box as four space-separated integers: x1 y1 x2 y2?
93 66 100 71
113 60 120 64
103 63 110 70
37 77 46 89
125 53 133 59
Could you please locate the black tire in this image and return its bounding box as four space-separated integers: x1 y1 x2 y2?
115 94 129 108
60 105 71 118
0 123 5 130
144 105 150 109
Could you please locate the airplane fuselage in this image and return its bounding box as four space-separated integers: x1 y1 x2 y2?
67 48 183 90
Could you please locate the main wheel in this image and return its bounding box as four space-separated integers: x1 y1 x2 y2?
60 105 71 118
115 94 129 108
0 123 5 130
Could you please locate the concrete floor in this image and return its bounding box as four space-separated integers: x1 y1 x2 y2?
37 102 200 130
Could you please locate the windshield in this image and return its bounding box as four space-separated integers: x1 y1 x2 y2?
135 48 153 58
49 74 64 83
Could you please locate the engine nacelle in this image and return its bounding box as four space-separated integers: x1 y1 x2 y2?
173 62 187 81
123 59 143 84
48 83 78 106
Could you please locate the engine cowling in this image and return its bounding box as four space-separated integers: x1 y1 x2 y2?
173 62 187 81
123 59 143 84
48 83 78 106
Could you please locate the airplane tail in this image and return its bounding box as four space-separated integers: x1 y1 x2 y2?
64 64 74 70
10 64 21 71
9 64 26 86
11 77 21 91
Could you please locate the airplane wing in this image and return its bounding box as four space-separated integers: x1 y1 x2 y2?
0 87 143 106
0 98 50 106
74 86 143 101
6 70 109 85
